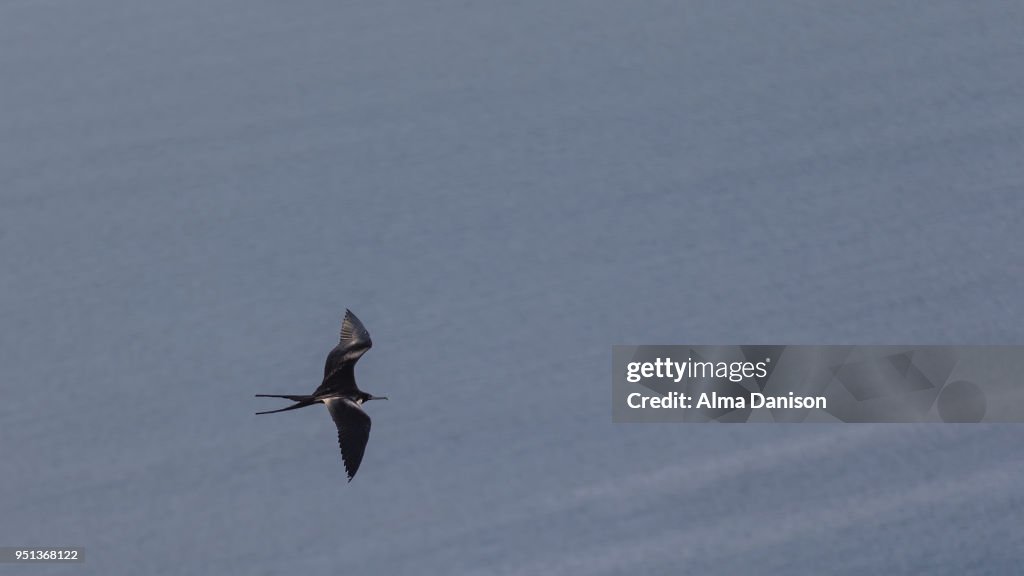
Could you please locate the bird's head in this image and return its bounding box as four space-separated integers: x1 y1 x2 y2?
360 392 388 403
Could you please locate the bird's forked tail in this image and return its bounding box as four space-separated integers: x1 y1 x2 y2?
255 394 318 415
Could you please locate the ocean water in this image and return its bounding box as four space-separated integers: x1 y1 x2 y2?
2 1 1022 573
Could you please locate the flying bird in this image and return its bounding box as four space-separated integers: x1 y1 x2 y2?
256 309 387 481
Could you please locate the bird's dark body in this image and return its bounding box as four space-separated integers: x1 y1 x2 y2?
256 309 386 482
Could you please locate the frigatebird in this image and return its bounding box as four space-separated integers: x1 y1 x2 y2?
256 309 387 481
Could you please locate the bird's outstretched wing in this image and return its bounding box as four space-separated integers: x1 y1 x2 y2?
325 397 372 482
315 309 373 396
338 308 372 351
